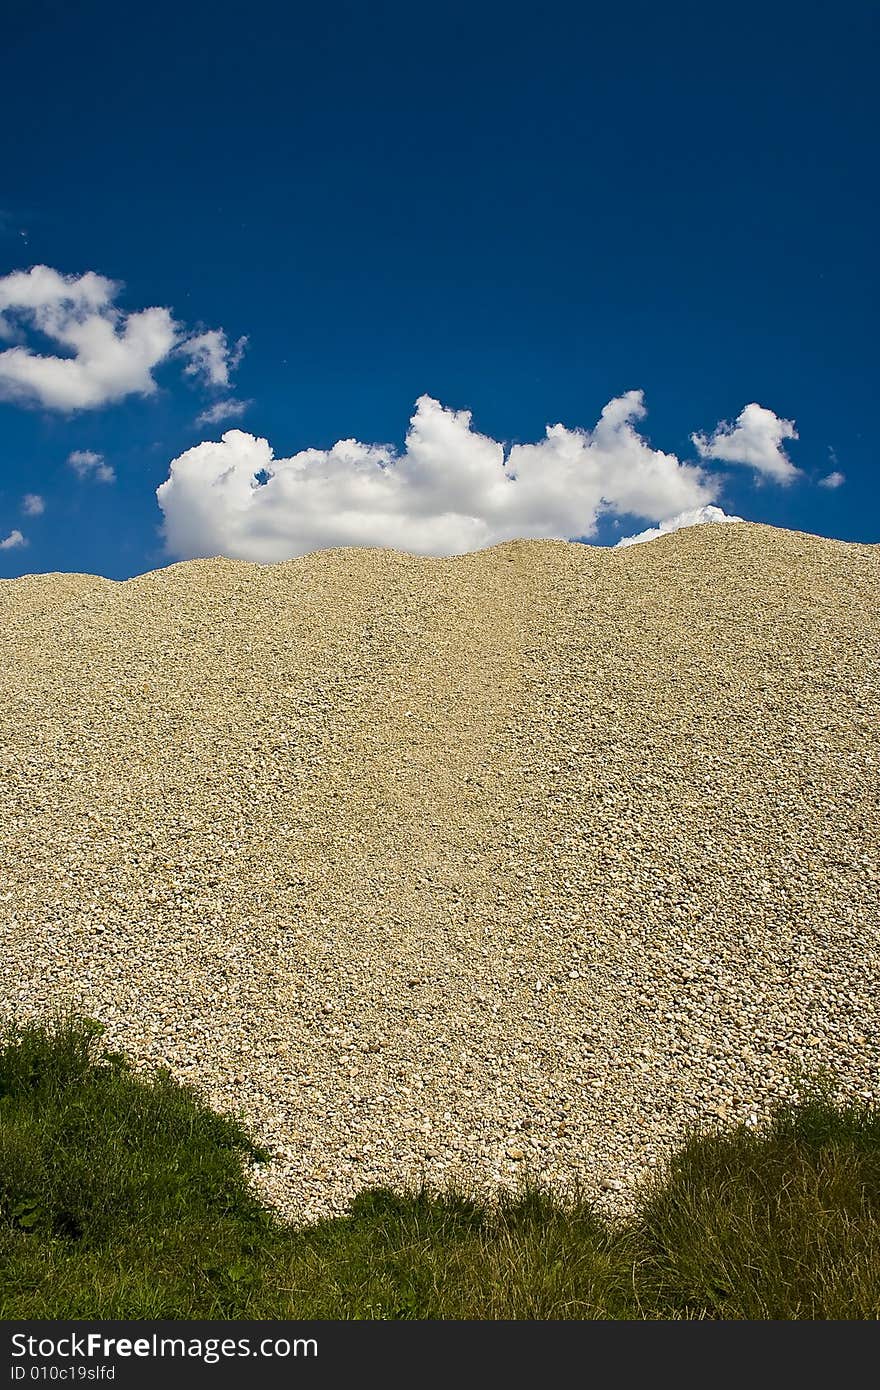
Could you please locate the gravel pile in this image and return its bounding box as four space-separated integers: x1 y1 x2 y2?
1 522 878 1220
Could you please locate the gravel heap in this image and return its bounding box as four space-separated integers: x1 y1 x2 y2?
1 522 878 1220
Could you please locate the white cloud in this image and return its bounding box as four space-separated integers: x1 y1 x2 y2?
0 267 175 411
614 504 744 548
0 529 26 550
195 397 250 426
0 265 243 412
692 403 800 483
68 449 115 483
179 330 247 388
21 493 44 515
157 390 721 562
818 470 845 489
0 265 113 319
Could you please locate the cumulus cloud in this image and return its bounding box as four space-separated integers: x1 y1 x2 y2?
0 529 26 550
0 265 243 412
178 330 247 388
68 449 115 483
195 397 250 426
614 504 744 548
692 403 800 483
21 493 44 515
818 470 845 489
157 389 722 562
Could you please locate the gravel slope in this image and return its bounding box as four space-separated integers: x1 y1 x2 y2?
1 522 878 1220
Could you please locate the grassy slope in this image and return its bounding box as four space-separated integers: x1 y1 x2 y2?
1 1017 878 1320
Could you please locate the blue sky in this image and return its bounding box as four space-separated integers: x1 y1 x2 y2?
1 0 876 579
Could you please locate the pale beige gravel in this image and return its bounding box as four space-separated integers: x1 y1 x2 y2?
0 521 878 1221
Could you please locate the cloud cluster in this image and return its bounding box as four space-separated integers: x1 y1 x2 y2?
158 389 725 561
614 504 744 548
21 492 44 515
0 266 244 411
0 529 26 550
818 470 845 489
692 402 800 483
68 449 115 483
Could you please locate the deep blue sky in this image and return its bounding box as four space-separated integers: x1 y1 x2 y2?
1 0 876 578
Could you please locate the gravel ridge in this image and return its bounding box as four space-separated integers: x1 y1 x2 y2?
1 522 878 1219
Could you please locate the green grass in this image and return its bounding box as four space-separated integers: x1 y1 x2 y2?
1 1015 879 1319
